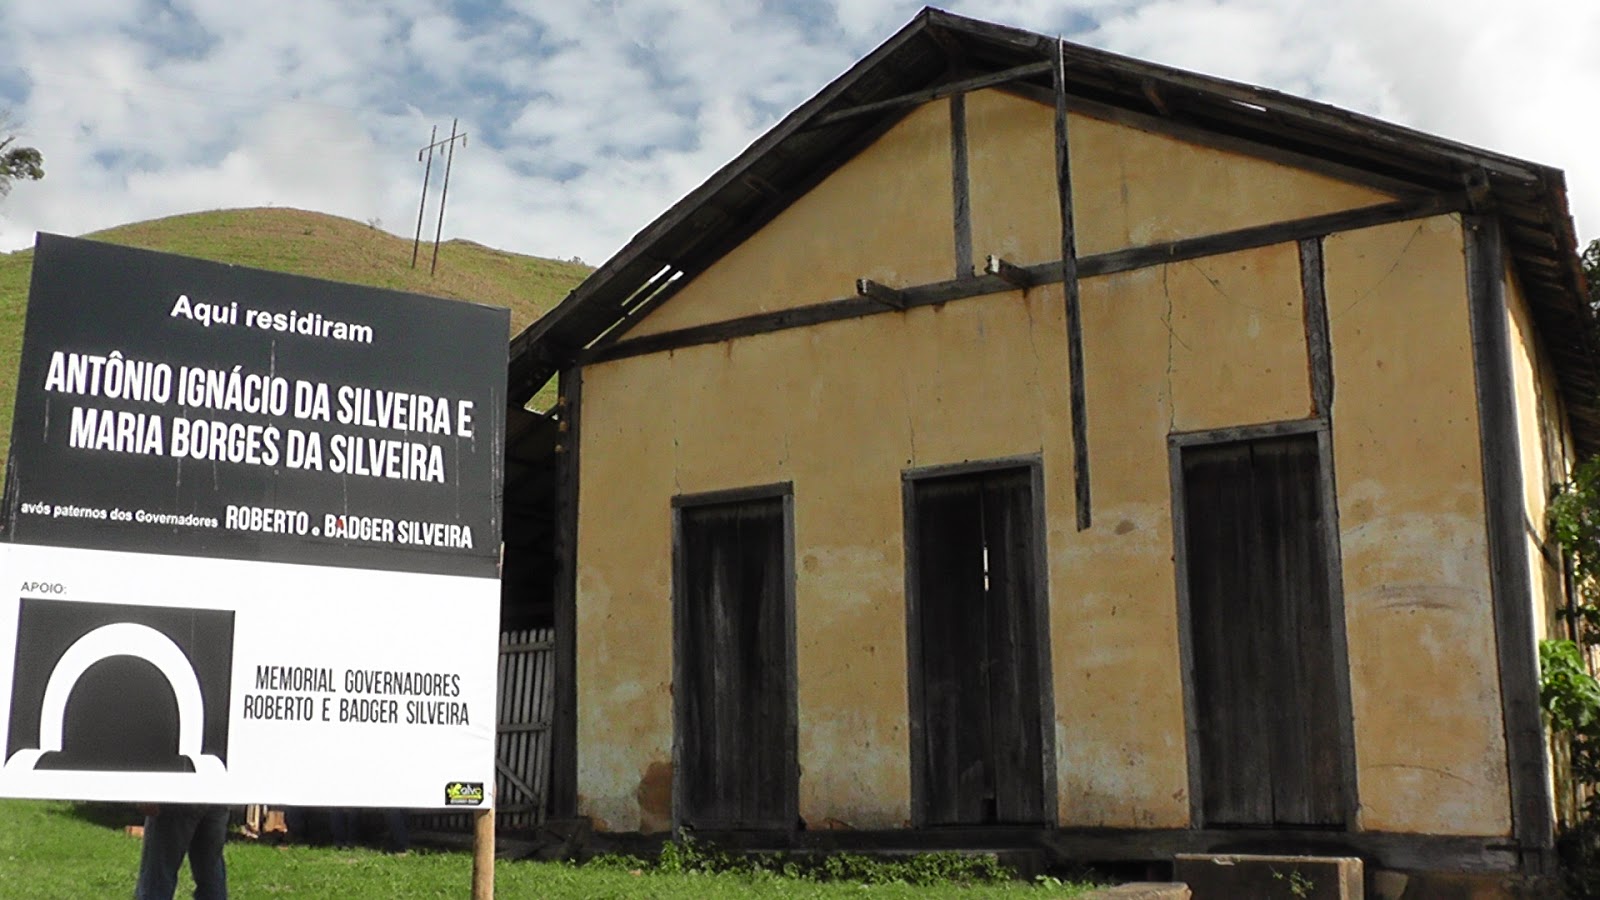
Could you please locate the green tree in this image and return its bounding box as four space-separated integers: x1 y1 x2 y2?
0 116 43 196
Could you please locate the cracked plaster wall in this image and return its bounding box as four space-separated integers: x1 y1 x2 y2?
571 85 1525 839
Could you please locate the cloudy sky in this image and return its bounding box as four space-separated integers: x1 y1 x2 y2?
1 0 1596 265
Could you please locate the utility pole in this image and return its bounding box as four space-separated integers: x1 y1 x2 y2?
413 119 467 274
412 125 437 269
431 119 466 276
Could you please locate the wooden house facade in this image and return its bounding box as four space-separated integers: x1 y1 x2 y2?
503 9 1599 878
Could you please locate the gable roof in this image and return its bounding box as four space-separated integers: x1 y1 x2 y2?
509 6 1599 452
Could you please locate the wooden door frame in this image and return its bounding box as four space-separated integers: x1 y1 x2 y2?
1167 417 1359 829
901 455 1058 828
669 481 798 834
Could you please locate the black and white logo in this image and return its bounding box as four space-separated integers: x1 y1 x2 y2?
5 598 233 774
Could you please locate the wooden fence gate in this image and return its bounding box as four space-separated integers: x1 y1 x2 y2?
414 628 556 832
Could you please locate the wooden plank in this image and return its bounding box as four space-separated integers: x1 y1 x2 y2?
551 367 581 819
950 94 972 278
985 255 1035 288
673 490 796 831
908 477 987 825
983 471 1050 823
1314 426 1363 829
582 193 1468 368
856 278 907 310
1077 192 1468 278
533 627 556 821
498 640 554 653
1464 213 1555 872
1166 437 1204 826
587 266 683 351
1176 431 1348 827
807 62 1053 128
1055 37 1091 532
1183 441 1273 824
1168 417 1323 447
904 462 1051 827
1299 238 1334 419
1259 436 1345 825
496 722 552 735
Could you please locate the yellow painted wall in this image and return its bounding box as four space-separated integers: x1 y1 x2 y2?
576 290 1073 832
573 89 1523 839
626 88 1394 341
1324 215 1508 835
1060 242 1308 828
1507 261 1576 825
625 100 957 340
964 88 1394 263
1506 267 1571 642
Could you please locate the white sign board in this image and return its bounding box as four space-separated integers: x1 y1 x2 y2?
0 235 506 809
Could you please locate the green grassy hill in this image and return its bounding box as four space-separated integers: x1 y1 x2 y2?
0 207 591 470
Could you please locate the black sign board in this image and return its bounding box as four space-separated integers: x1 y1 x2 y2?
4 234 508 578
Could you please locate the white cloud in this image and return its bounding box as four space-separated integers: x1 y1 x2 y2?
0 0 1595 266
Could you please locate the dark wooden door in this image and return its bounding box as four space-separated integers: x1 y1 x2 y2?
910 468 1049 826
676 495 793 830
1182 434 1345 827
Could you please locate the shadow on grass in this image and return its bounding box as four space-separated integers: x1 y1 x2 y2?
54 801 142 831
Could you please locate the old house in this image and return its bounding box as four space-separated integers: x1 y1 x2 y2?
501 8 1597 881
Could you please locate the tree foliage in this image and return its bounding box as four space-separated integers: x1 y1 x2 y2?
0 120 43 196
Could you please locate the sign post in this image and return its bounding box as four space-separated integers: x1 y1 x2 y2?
0 235 507 820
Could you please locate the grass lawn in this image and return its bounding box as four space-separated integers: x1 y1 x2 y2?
0 799 1098 898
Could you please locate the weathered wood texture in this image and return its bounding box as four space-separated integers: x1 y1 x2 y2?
552 368 581 819
412 627 556 834
908 468 1049 826
950 93 972 277
1299 238 1334 419
808 61 1053 128
581 193 1467 368
1464 213 1554 870
1054 37 1091 532
1181 435 1344 827
674 493 796 830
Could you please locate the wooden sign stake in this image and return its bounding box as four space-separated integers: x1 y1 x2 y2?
472 807 494 899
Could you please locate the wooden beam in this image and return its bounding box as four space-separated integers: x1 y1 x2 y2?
1055 37 1091 532
807 62 1052 129
581 192 1467 367
985 255 1035 288
574 108 914 356
1140 77 1170 116
856 278 907 310
471 809 494 899
950 94 972 278
1081 192 1467 277
1299 238 1334 419
550 366 582 820
1464 212 1555 873
588 266 682 351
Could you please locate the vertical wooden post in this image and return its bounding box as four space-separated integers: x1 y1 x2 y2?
1464 211 1554 871
552 367 582 819
472 807 495 899
1053 37 1091 531
949 93 972 278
